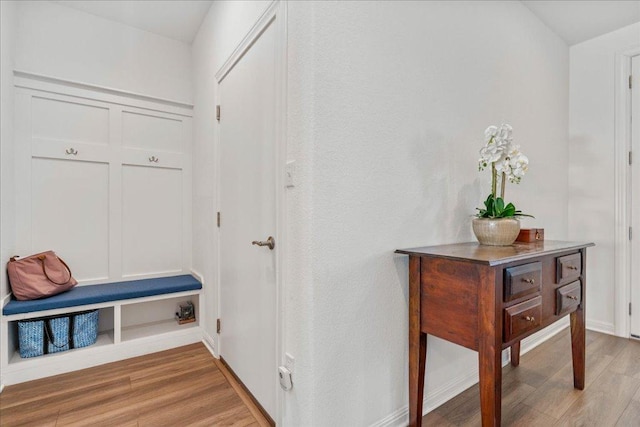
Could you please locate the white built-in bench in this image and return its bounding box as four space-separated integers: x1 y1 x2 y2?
0 275 203 388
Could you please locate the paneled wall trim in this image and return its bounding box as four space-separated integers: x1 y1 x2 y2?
13 72 193 286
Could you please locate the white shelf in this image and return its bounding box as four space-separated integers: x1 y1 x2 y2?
121 318 198 342
9 330 114 365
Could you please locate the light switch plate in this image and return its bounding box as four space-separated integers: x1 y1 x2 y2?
285 161 295 187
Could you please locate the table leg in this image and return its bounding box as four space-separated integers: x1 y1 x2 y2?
478 266 501 427
478 342 502 426
409 332 427 427
408 256 426 427
570 307 585 389
510 341 520 367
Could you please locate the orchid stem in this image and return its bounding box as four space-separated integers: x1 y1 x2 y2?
491 163 497 199
500 172 506 199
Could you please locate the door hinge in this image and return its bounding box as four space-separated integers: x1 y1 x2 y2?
630 151 633 165
630 226 633 240
630 302 632 316
630 75 633 89
217 211 221 228
217 318 221 334
216 105 221 122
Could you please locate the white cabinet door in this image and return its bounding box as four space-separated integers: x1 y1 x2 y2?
121 165 183 277
14 83 192 284
31 157 110 282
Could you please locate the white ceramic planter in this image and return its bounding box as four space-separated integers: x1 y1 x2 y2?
472 217 520 246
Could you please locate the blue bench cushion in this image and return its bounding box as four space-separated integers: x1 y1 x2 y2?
3 275 202 316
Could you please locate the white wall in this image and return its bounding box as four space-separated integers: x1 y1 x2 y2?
569 22 640 334
0 0 18 302
194 1 570 425
288 1 569 425
15 1 193 103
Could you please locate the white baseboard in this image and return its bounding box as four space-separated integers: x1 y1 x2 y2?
202 331 217 358
370 322 570 427
586 319 615 335
520 316 569 355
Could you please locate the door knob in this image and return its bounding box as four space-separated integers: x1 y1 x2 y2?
252 236 275 250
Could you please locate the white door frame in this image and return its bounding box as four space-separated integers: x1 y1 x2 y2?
214 1 287 423
614 46 640 338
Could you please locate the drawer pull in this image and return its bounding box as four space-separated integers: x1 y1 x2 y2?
567 265 578 270
523 316 536 323
65 148 78 155
521 278 535 284
149 156 159 163
566 295 579 300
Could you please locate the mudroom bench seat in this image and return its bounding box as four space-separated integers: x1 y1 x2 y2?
0 275 204 387
2 274 202 316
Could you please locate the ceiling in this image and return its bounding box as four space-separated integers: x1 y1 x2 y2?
522 0 640 45
54 1 213 44
54 1 640 46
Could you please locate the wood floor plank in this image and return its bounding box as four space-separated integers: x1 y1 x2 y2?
616 400 640 427
0 400 59 427
554 372 640 426
607 340 640 379
422 410 456 426
500 402 558 427
426 330 640 426
0 343 269 427
522 351 614 419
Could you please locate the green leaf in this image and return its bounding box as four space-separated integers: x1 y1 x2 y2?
502 205 516 217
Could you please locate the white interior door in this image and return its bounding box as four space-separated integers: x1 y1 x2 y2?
218 19 277 418
631 55 640 337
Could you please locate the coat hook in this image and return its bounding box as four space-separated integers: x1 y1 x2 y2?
65 148 78 155
149 156 159 163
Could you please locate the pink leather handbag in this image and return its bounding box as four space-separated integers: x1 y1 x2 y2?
7 251 77 300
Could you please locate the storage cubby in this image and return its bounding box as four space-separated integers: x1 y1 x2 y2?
6 306 115 366
121 295 199 342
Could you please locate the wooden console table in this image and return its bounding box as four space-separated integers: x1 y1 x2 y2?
396 241 594 427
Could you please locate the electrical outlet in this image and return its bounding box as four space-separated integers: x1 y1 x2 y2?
285 352 295 372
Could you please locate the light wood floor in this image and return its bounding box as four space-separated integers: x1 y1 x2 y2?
424 328 640 426
0 343 271 427
2 330 639 427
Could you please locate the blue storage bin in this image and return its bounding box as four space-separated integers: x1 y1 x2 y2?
17 310 99 358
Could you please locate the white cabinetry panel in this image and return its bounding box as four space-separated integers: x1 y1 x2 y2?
32 96 109 145
31 158 109 282
14 79 192 286
121 165 182 277
122 110 182 153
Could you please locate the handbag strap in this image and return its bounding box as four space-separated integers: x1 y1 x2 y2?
37 254 73 285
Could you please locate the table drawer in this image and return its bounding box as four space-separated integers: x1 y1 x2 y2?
557 253 581 284
504 262 542 302
556 280 582 316
504 296 542 342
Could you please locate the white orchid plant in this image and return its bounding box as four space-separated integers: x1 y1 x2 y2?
476 124 533 218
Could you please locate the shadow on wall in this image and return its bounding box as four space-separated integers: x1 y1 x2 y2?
405 129 487 244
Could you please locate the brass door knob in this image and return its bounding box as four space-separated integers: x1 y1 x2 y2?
567 295 579 300
522 278 535 284
252 236 275 250
523 316 536 323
